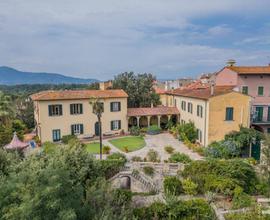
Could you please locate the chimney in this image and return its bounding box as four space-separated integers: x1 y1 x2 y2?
210 83 215 96
227 59 236 66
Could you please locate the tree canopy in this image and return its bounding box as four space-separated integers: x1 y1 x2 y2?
112 72 160 108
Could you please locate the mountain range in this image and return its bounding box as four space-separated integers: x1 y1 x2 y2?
0 66 99 85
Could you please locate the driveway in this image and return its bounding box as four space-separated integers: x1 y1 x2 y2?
103 133 203 161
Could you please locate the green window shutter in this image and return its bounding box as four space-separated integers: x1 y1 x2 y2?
242 86 248 95
59 105 63 115
226 107 233 121
118 120 121 129
70 104 73 115
48 105 52 116
268 107 270 121
110 102 113 112
118 102 121 111
71 125 74 135
80 104 83 114
258 86 264 96
80 124 84 134
111 121 114 130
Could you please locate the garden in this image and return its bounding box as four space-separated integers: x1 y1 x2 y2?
109 136 146 152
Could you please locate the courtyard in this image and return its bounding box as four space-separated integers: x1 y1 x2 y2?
103 133 203 161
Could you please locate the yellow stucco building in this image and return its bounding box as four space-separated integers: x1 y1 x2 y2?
31 89 128 143
163 86 251 146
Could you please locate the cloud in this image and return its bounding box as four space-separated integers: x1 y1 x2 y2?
0 0 270 79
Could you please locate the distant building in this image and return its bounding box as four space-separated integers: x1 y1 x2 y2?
164 79 195 90
215 64 270 133
99 80 113 90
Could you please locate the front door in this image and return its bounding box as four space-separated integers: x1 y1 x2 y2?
95 122 100 136
251 139 261 161
255 106 263 122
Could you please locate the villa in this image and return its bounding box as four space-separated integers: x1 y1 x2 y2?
163 85 251 146
31 89 129 142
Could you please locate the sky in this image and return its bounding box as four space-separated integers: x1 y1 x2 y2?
0 0 270 80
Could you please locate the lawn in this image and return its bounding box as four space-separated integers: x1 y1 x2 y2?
86 142 102 154
109 136 146 152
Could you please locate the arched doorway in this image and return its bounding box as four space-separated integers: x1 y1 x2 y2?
120 176 131 190
160 115 168 130
139 116 148 128
171 114 178 125
95 122 100 136
128 116 137 128
150 116 158 126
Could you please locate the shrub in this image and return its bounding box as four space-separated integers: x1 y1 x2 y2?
123 146 129 153
163 176 183 195
111 189 132 208
143 166 155 176
147 125 161 135
169 152 191 164
102 145 111 154
131 156 143 162
62 135 77 144
181 159 258 195
177 122 197 143
182 178 198 195
205 140 241 159
107 152 127 162
166 119 174 130
146 149 159 162
232 186 254 209
42 141 57 154
140 127 147 133
129 126 140 136
164 145 175 154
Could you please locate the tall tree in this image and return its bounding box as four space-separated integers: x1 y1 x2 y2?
0 91 14 125
112 72 160 108
89 98 104 159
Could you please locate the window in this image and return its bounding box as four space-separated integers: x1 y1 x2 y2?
181 101 186 111
225 107 234 121
174 99 177 107
70 103 83 115
188 102 193 113
48 105 62 116
110 102 121 112
242 86 248 95
111 120 121 130
255 106 264 122
268 128 270 134
258 86 264 96
197 105 203 118
71 124 84 135
197 129 202 143
52 129 61 142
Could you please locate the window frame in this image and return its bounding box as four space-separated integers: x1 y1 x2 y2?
225 107 234 121
181 101 186 111
71 124 84 135
52 129 61 142
110 102 121 112
70 103 83 115
111 120 121 131
242 86 248 95
258 86 264 96
188 102 193 113
197 105 203 118
48 104 63 116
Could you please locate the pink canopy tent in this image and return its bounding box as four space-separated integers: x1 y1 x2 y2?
4 132 29 150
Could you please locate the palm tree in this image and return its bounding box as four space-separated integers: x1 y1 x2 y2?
89 98 104 159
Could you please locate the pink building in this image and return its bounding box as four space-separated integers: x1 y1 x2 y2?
215 65 270 133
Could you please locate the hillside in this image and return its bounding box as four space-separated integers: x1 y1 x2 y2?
0 66 99 85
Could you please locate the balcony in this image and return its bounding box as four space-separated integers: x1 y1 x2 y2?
251 118 270 125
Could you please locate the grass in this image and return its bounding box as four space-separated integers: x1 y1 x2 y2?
86 142 103 154
109 136 146 152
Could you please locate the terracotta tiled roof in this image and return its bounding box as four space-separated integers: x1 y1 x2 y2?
184 80 210 89
167 86 236 100
154 87 166 94
31 89 128 101
226 66 270 74
127 106 179 117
